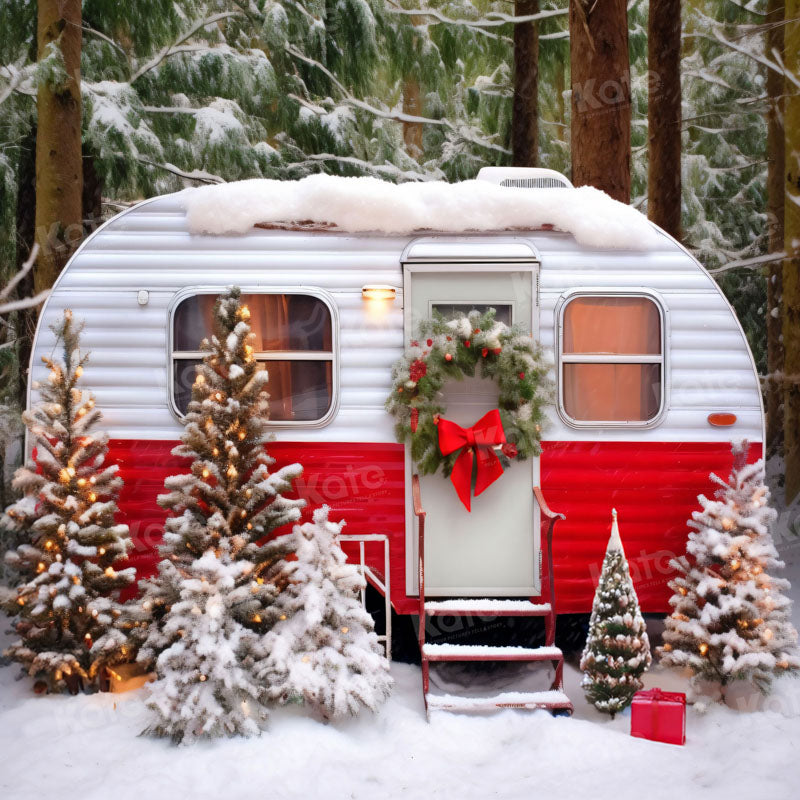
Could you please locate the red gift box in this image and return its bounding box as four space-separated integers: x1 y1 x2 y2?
630 688 686 746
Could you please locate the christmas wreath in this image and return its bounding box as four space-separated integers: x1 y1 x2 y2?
385 309 551 510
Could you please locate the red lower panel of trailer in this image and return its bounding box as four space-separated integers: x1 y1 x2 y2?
109 438 761 614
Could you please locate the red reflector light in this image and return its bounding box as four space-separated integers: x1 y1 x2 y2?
708 413 737 427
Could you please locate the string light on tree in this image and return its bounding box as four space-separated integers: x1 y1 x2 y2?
0 310 135 692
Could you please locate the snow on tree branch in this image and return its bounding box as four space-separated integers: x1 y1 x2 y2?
130 11 246 83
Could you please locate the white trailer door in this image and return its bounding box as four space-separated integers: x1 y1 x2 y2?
404 259 540 597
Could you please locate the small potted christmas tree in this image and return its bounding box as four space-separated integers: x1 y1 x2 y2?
580 509 651 716
0 311 135 692
659 441 799 705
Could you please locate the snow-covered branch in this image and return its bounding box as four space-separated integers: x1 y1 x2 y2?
285 45 511 156
713 28 800 90
290 153 444 182
708 251 786 275
0 246 50 315
137 158 225 184
386 4 567 29
131 11 244 82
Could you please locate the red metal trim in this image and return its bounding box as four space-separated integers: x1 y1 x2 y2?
412 474 429 704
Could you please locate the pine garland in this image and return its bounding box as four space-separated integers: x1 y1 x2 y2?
385 308 550 477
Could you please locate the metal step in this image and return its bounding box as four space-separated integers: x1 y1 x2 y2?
422 643 563 662
424 599 552 617
426 689 573 714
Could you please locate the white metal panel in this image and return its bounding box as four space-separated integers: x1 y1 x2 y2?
31 192 763 451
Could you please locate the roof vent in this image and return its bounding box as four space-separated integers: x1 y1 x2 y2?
476 167 573 189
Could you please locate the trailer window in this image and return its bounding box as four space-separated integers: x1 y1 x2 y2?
560 295 663 424
171 293 335 423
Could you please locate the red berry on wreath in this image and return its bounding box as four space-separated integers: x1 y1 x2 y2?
426 338 433 347
409 358 427 382
493 348 501 355
481 348 488 358
446 336 452 342
464 340 470 348
411 340 419 347
501 442 518 459
519 372 525 380
445 353 453 362
474 328 481 334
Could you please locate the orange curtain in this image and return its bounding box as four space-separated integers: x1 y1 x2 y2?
563 297 660 355
563 297 660 422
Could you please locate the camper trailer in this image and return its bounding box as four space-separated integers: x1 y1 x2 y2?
27 168 763 712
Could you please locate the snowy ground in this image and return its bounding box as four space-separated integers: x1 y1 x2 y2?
2 528 799 799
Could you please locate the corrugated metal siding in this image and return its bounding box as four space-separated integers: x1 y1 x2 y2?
537 240 763 444
541 440 764 613
111 439 408 610
32 195 407 442
33 192 762 446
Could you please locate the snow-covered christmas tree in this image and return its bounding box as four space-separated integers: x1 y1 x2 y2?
659 441 800 702
136 286 305 667
142 543 269 744
580 509 651 716
254 505 392 720
0 310 135 691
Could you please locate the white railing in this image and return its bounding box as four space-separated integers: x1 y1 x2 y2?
339 533 392 660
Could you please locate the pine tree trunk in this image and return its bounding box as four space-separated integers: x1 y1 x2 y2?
402 79 424 161
569 0 631 202
34 0 83 295
512 0 539 167
402 16 424 162
784 0 800 502
766 0 785 455
647 0 681 238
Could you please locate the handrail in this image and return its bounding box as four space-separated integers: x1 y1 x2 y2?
412 473 425 519
533 485 565 641
533 485 565 522
412 475 427 662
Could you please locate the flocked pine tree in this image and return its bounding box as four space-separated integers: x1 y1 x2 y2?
659 441 800 703
0 311 135 691
142 543 269 744
253 505 392 720
580 509 651 716
136 286 304 669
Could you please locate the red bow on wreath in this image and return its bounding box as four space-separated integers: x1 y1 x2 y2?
437 409 506 511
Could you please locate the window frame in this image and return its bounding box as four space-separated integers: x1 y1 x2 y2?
555 288 669 429
167 286 340 428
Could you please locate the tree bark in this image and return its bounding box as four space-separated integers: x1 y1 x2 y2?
512 0 539 167
784 0 800 502
34 0 83 295
402 78 424 161
766 0 785 455
647 0 681 238
569 0 631 202
402 16 424 162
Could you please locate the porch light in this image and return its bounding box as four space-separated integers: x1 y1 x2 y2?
362 284 397 302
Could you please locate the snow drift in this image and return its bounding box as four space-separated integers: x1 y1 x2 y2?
183 174 665 250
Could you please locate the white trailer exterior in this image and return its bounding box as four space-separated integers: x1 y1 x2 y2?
27 175 764 616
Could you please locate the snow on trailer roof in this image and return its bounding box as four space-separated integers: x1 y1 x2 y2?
183 174 666 251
